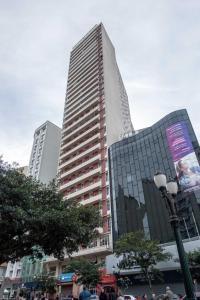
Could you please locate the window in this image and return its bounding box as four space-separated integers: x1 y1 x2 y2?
106 186 109 196
108 218 111 231
49 266 56 276
9 270 13 277
62 265 67 273
16 269 21 277
107 198 110 211
100 235 109 246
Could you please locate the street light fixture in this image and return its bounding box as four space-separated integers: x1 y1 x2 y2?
154 172 195 300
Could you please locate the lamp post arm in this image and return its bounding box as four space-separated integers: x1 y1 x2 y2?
160 187 177 217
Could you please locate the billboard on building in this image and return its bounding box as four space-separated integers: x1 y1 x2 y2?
166 121 200 193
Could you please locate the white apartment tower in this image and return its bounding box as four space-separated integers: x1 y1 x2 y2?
57 23 132 266
28 121 61 184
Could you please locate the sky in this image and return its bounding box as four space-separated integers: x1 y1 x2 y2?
0 0 200 166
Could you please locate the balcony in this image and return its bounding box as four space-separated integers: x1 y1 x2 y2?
44 235 111 263
60 124 100 151
62 107 100 134
63 97 99 125
59 143 100 170
66 85 99 112
60 167 101 191
80 194 101 205
62 115 100 142
67 65 100 99
73 235 111 257
60 133 100 159
69 53 98 80
66 91 99 119
60 155 101 179
68 56 99 85
67 68 100 100
67 70 99 100
68 43 98 79
63 180 102 200
67 76 99 107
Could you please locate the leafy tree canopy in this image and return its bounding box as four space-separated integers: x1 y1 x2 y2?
114 231 172 290
33 273 57 294
185 248 200 282
0 158 100 264
187 248 200 267
65 257 102 287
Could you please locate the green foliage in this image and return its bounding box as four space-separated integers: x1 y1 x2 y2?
33 273 57 294
114 231 172 290
0 158 100 264
186 248 200 282
187 248 200 267
65 258 102 288
117 276 132 291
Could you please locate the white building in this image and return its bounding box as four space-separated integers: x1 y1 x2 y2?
0 261 22 298
28 121 61 184
45 23 133 274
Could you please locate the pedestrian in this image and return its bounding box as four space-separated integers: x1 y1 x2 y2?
79 287 91 300
100 289 108 300
150 294 156 300
142 294 148 300
109 288 117 300
165 287 174 300
117 292 123 300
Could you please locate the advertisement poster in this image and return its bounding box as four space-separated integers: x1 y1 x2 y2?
166 122 200 193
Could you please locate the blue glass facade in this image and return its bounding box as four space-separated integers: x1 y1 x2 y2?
109 109 200 243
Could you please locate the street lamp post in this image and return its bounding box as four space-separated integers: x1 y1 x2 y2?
154 172 195 300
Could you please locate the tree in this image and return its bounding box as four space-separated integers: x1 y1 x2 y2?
0 158 100 264
186 248 200 282
65 257 102 288
33 273 57 294
114 231 172 291
116 276 133 292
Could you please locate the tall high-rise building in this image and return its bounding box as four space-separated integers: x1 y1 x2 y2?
47 23 133 270
18 121 62 290
28 120 61 184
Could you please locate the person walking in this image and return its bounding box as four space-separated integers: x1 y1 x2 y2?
165 287 174 300
142 294 148 300
79 287 91 300
117 292 123 300
100 289 108 300
109 288 117 300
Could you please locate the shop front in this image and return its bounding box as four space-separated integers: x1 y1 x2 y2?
97 274 117 294
57 273 78 298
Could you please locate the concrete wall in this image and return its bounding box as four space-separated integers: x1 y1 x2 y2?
39 121 61 184
102 25 133 147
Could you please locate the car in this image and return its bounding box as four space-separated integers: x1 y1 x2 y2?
124 295 136 300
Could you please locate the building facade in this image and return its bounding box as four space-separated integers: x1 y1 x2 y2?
0 262 22 298
46 23 133 275
28 121 61 184
18 121 61 290
109 109 200 243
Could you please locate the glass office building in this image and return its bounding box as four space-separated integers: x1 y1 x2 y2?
109 109 200 243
